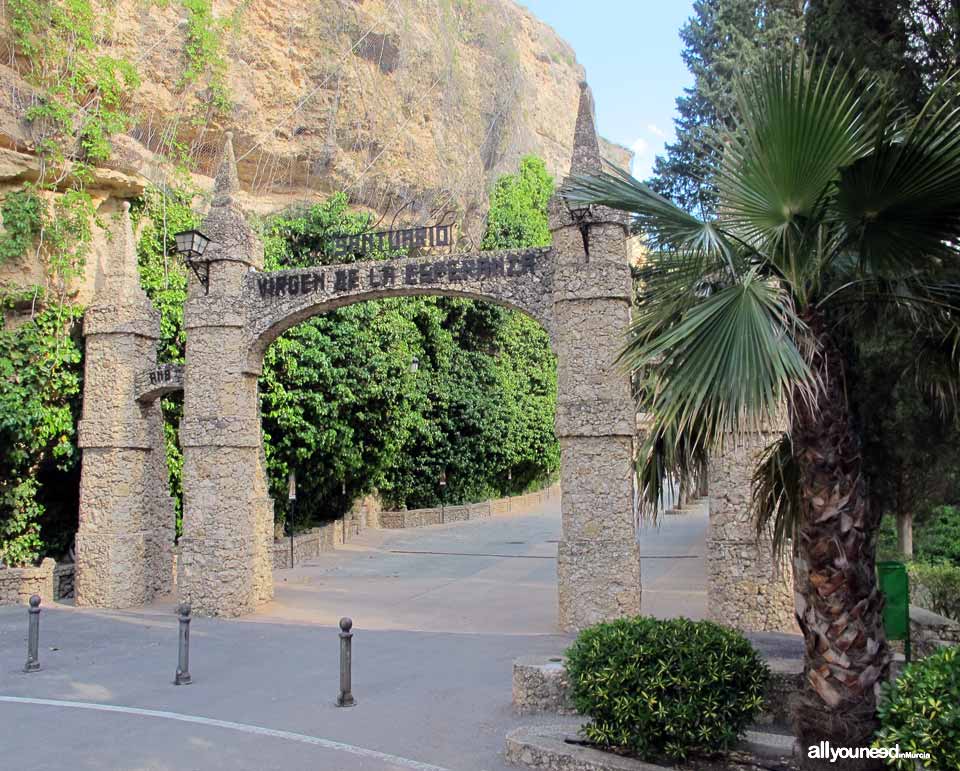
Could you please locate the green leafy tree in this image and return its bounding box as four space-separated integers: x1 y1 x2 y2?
565 53 960 763
381 155 559 507
806 0 960 108
259 195 427 524
0 291 83 566
805 1 960 553
649 0 804 215
481 155 552 250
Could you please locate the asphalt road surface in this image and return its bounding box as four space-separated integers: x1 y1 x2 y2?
0 500 800 770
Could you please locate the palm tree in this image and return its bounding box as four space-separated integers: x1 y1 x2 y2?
564 53 960 764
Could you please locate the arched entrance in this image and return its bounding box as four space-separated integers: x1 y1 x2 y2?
74 83 642 632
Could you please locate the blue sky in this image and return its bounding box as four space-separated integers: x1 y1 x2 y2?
518 1 695 180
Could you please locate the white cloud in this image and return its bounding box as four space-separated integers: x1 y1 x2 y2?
647 123 667 139
629 137 651 179
630 137 650 157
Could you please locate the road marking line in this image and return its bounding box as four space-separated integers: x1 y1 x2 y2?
387 549 554 559
0 695 451 771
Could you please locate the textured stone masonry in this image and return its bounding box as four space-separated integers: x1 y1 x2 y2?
75 88 645 628
75 200 174 608
377 486 559 529
707 433 796 634
0 559 54 605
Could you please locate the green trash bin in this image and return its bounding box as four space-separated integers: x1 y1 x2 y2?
877 561 911 662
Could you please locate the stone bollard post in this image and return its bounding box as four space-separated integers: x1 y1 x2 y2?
24 595 41 673
336 616 355 707
174 602 192 685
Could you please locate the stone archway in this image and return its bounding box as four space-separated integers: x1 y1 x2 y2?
170 84 640 630
73 82 798 633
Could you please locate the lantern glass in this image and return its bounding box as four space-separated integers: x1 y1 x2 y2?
287 470 297 501
174 230 211 260
410 356 419 373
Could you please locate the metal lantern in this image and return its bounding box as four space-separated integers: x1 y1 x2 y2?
174 229 212 293
410 356 419 373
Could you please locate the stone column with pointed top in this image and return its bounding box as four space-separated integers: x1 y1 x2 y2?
548 83 642 631
75 201 175 607
178 133 274 616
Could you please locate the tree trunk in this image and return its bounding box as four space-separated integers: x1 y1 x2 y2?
791 319 891 770
896 510 913 559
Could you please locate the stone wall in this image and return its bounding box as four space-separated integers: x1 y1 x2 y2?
909 605 960 658
377 485 560 529
0 558 55 605
53 563 75 601
707 433 797 634
271 522 340 570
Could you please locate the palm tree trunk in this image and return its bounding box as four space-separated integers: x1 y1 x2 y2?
791 317 891 769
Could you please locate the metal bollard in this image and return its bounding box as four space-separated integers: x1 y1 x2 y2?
336 616 355 707
174 602 192 686
24 595 41 673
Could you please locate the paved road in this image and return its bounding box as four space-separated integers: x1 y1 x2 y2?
0 501 800 770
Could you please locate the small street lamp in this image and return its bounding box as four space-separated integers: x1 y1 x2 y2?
174 229 212 294
287 470 297 569
410 356 419 373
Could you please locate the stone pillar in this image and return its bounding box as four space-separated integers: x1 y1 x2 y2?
178 134 274 616
706 432 796 633
76 202 174 607
549 83 641 631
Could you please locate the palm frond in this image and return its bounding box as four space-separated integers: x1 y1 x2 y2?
833 77 960 275
720 53 879 282
626 269 818 451
752 434 801 561
562 164 740 273
635 411 708 519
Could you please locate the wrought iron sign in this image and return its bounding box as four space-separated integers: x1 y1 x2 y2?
326 223 453 259
256 251 540 299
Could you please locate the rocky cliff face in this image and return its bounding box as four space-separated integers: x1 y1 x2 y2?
0 0 630 306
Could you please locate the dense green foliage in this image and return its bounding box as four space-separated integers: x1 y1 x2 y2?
481 156 552 249
913 506 960 567
258 196 423 523
565 617 768 762
0 291 83 566
258 168 558 524
874 646 960 769
0 191 44 265
806 0 960 110
133 185 201 534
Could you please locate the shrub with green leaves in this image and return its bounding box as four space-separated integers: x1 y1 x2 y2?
874 646 960 769
565 616 769 762
916 505 960 567
909 562 960 622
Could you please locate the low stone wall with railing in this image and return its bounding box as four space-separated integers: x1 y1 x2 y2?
377 485 560 529
270 485 560 567
272 520 342 569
